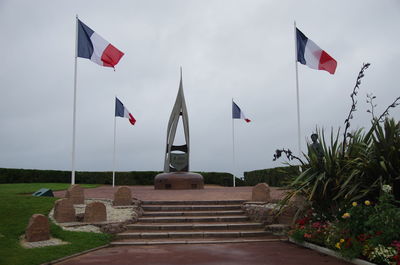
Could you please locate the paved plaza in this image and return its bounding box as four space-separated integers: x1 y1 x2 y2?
53 185 351 265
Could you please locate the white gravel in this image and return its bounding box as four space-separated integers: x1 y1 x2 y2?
19 198 141 249
48 198 138 234
20 236 69 249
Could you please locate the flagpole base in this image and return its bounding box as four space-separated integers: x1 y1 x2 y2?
154 172 204 190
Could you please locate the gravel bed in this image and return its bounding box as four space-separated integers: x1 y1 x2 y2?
48 199 139 233
20 236 69 248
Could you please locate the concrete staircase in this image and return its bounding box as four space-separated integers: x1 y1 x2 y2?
111 200 287 246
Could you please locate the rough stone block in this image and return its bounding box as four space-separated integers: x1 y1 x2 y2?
65 184 84 204
25 214 50 242
84 202 107 222
276 205 298 226
113 186 132 206
54 198 76 223
252 183 271 201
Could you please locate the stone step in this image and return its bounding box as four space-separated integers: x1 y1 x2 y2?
126 222 264 231
265 224 291 236
143 210 245 217
110 236 287 246
116 230 271 240
142 205 242 211
141 200 246 205
138 216 249 223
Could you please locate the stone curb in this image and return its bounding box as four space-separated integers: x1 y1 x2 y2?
288 238 376 265
111 238 287 246
40 244 110 265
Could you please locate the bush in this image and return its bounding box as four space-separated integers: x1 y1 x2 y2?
243 166 300 187
290 185 400 264
0 168 237 186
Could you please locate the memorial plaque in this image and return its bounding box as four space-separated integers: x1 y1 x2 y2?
170 153 188 172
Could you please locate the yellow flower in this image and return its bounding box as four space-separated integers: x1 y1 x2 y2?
335 242 341 249
365 200 371 206
352 202 357 207
340 239 345 243
342 212 350 219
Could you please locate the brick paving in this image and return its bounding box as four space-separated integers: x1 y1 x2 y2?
53 185 288 201
52 185 351 265
55 242 352 265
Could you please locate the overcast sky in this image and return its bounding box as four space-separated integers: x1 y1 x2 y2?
0 1 399 177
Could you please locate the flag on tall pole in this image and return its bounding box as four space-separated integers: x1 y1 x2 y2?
113 97 136 187
232 101 251 123
77 19 124 68
231 100 251 187
293 22 337 157
71 15 124 185
296 27 337 75
115 97 136 125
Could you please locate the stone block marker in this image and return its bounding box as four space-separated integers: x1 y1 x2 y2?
84 202 107 222
251 183 271 201
113 186 132 206
54 198 76 223
25 214 50 242
65 184 84 204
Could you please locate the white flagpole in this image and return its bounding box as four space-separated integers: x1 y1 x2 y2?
112 109 117 187
294 20 302 156
71 15 78 185
231 98 236 187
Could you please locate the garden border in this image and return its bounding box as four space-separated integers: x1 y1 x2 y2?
288 237 375 265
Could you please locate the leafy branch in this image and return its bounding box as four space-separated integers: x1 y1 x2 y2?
342 63 370 156
273 149 305 165
376 96 400 123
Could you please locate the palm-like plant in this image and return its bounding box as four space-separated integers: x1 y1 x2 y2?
281 129 345 218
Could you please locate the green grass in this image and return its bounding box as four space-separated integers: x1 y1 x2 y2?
0 183 113 265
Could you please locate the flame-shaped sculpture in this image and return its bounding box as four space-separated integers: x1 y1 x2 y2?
154 68 204 189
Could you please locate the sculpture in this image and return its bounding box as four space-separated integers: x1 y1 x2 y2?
154 69 204 189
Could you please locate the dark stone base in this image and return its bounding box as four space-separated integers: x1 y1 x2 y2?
154 172 204 190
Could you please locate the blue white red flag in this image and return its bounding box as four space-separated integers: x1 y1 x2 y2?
296 28 337 75
115 98 136 125
232 101 251 123
78 19 124 68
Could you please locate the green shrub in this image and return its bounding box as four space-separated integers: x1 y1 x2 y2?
0 168 237 186
244 166 300 187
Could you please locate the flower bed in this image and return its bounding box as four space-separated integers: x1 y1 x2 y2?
289 185 400 265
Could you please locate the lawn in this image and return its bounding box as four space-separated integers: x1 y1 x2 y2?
0 183 113 265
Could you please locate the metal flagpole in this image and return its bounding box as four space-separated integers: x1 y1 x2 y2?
231 98 236 187
112 109 117 187
71 14 79 185
294 20 302 156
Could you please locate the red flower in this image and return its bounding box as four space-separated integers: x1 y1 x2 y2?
392 255 400 265
345 238 352 248
304 233 312 239
357 234 370 242
296 217 309 226
392 241 400 251
312 222 321 229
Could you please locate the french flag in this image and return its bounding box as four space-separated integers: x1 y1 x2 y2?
232 101 251 123
78 19 124 68
115 97 136 125
296 28 337 75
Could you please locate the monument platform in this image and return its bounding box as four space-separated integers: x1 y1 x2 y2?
154 172 204 190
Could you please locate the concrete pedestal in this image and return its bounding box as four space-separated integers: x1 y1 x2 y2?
154 172 204 190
